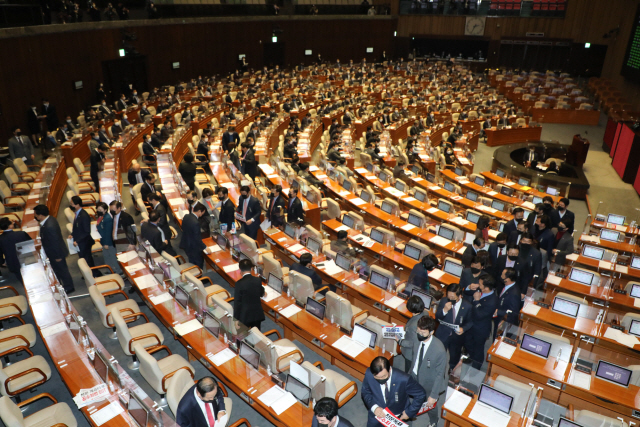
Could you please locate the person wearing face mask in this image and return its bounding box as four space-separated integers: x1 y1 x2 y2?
504 208 524 238
493 267 522 339
90 144 107 192
70 195 99 274
149 128 162 150
180 203 207 269
361 356 426 427
95 202 123 275
517 232 542 294
216 187 236 232
185 190 199 213
535 214 555 257
98 100 113 119
488 232 508 274
240 142 257 181
550 197 574 234
286 187 305 226
461 237 484 268
196 134 209 157
508 219 528 246
227 142 241 171
266 185 286 227
460 255 490 300
436 283 472 372
235 185 261 239
178 153 197 191
407 253 439 291
64 116 77 131
110 120 124 140
41 98 59 132
398 296 429 371
493 245 522 292
176 377 227 427
131 90 140 105
121 114 130 128
109 201 136 252
8 127 35 165
465 274 498 369
116 94 128 111
552 220 574 264
312 397 354 427
139 103 151 118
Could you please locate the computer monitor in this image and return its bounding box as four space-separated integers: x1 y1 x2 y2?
407 213 423 227
239 341 261 370
128 390 150 427
629 319 640 337
595 360 632 387
203 311 221 338
411 288 432 309
285 374 312 406
600 229 620 242
474 176 485 186
93 349 109 384
426 173 436 183
520 334 551 358
632 256 640 270
306 237 322 254
495 169 506 178
267 273 283 293
438 200 451 213
360 190 372 203
403 244 422 261
411 165 420 175
284 222 297 239
369 270 390 290
477 384 513 415
499 222 505 232
370 229 384 244
342 214 355 229
631 284 640 298
342 179 352 192
216 233 228 250
335 253 352 271
378 170 389 183
305 297 326 321
552 297 580 317
454 167 464 176
175 285 190 309
380 201 394 214
395 181 405 192
414 190 426 202
466 211 480 224
532 196 543 204
546 186 559 196
444 181 455 192
569 269 594 286
582 245 604 260
438 226 455 241
500 186 513 197
366 162 374 172
607 214 625 225
491 200 505 211
352 323 377 349
443 260 463 277
558 418 584 427
466 191 478 202
518 177 530 187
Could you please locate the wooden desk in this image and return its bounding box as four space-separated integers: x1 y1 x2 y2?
481 171 561 204
591 219 640 237
531 108 600 126
485 126 542 147
579 234 640 256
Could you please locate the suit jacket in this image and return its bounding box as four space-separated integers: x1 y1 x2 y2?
461 245 477 268
27 108 40 134
435 298 473 345
361 367 426 423
553 231 574 265
241 148 257 179
523 150 538 164
496 284 521 326
0 230 32 273
286 197 304 225
219 198 236 231
41 104 58 130
234 274 265 325
537 228 555 257
406 336 448 400
503 219 518 240
98 105 113 117
116 99 127 111
72 209 95 248
140 182 157 202
236 196 261 228
493 255 523 294
40 216 69 260
469 291 498 340
141 222 169 253
178 162 197 189
96 212 115 247
153 203 172 240
8 136 34 161
290 262 322 289
128 168 149 188
551 209 575 233
115 211 136 245
517 246 542 294
176 385 226 427
221 132 239 152
487 241 507 273
111 124 123 139
267 195 286 227
90 148 103 176
180 213 206 254
311 416 354 427
98 130 112 145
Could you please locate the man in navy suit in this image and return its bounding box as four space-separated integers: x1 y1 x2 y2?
235 185 261 239
503 208 523 238
70 195 97 273
176 377 226 427
494 268 521 338
180 203 207 268
435 283 473 371
550 198 575 233
34 204 75 293
465 274 498 369
361 356 426 427
312 397 354 427
0 217 32 281
487 232 508 277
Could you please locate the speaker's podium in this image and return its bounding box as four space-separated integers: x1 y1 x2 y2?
566 134 589 168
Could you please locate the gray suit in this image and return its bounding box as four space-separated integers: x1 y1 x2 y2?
553 232 574 265
400 311 429 371
8 136 34 163
405 336 449 426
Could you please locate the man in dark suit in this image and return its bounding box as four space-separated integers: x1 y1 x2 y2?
70 196 97 273
221 126 239 153
497 114 510 127
176 377 227 427
110 120 124 140
461 237 484 268
0 217 32 281
180 203 207 269
141 173 160 203
487 232 508 276
523 146 538 166
116 94 128 111
150 127 163 149
240 143 257 181
109 201 136 252
178 153 197 191
8 127 35 165
435 283 473 371
90 144 106 192
494 268 521 338
266 185 286 227
550 197 575 233
216 187 236 233
27 104 41 145
503 208 523 238
41 99 58 132
98 101 113 119
465 274 498 369
34 205 75 293
98 124 112 146
508 219 528 247
286 187 305 225
493 245 522 293
235 186 261 239
518 233 542 295
127 163 149 195
55 123 71 144
290 252 322 290
234 259 265 330
148 193 172 239
361 356 426 427
312 397 354 427
141 211 176 256
535 214 555 257
552 220 574 265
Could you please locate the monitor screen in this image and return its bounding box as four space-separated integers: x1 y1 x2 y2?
239 341 260 370
411 288 432 309
366 162 374 172
632 256 640 269
478 384 513 415
474 176 485 186
216 234 228 249
631 284 640 298
426 173 436 183
595 360 632 387
491 200 505 211
285 374 312 406
93 350 109 384
370 229 384 244
369 271 390 290
438 226 454 241
466 191 478 202
352 323 377 349
404 244 422 261
411 165 420 175
444 181 455 192
569 269 594 286
395 181 405 192
454 167 464 176
335 253 352 271
203 311 220 338
379 171 388 183
558 418 584 427
407 213 422 227
175 285 190 309
268 273 283 293
546 186 559 196
629 319 640 337
381 201 393 214
438 201 451 213
360 190 371 203
414 190 426 202
520 334 552 358
600 229 620 242
284 223 296 239
495 169 506 178
342 180 352 192
443 260 463 277
582 245 604 260
306 237 322 254
500 186 513 197
128 391 149 427
305 297 326 321
607 214 625 225
518 177 530 186
466 211 480 224
552 297 580 317
342 214 355 229
532 196 543 204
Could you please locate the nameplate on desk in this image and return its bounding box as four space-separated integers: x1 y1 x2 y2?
222 264 239 273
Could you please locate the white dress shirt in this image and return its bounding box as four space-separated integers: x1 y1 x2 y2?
412 336 433 375
371 368 393 414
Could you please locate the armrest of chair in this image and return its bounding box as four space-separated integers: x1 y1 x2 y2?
313 286 329 300
128 333 162 355
122 312 150 323
0 285 19 296
180 265 203 277
207 289 231 303
312 361 324 370
0 342 33 359
94 278 124 291
0 302 23 315
264 329 282 340
147 344 172 357
5 365 48 396
10 183 32 191
17 173 35 180
17 392 58 408
3 203 24 210
106 307 139 327
229 419 252 427
335 380 358 408
0 314 25 325
276 349 304 373
91 264 115 274
102 289 128 301
175 255 186 265
161 365 194 392
25 165 41 170
0 213 22 223
218 381 228 397
351 309 369 329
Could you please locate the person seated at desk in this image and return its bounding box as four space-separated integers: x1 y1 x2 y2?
442 145 456 167
546 161 559 175
290 252 323 290
497 114 510 127
523 145 538 167
393 160 409 181
326 142 345 165
312 397 354 427
176 377 227 427
330 230 358 257
407 253 439 291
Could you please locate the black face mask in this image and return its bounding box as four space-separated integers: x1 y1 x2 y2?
417 333 430 341
517 230 523 235
15 132 21 137
96 211 104 217
470 267 481 274
508 255 518 261
497 243 506 249
109 210 117 216
318 423 329 427
558 206 566 212
375 377 389 385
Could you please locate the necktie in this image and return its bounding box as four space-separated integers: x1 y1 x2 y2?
204 402 216 427
498 247 503 257
242 198 249 219
113 214 119 240
384 382 391 404
452 303 457 321
417 343 426 374
500 287 507 297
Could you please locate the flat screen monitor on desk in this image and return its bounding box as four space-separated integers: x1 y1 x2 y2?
335 253 352 271
568 268 594 286
407 213 423 227
607 214 626 226
552 297 580 318
477 384 513 415
631 284 640 298
629 319 640 337
443 260 463 277
342 180 352 192
128 390 150 427
491 200 505 212
203 311 221 338
342 214 355 229
380 201 393 215
466 191 478 202
518 177 530 186
306 237 322 254
216 233 228 250
558 417 584 427
284 223 297 239
352 323 377 349
438 201 451 213
395 181 405 192
595 360 632 387
600 229 620 242
426 173 436 183
239 341 261 370
444 181 455 193
495 169 506 178
369 270 390 291
378 170 389 183
532 196 543 204
414 190 426 202
474 176 485 186
285 374 312 406
500 186 513 197
546 186 559 196
438 226 455 241
360 190 372 203
582 245 604 260
466 211 480 224
305 297 325 321
403 244 422 261
631 256 640 270
175 285 190 310
520 334 551 358
369 229 384 244
268 273 283 293
454 167 464 176
411 165 420 175
411 288 432 309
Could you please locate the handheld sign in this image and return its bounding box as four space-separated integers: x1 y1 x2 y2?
376 408 409 427
382 326 405 340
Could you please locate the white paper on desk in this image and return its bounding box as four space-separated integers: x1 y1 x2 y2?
599 260 612 270
522 303 541 316
401 224 415 231
333 335 367 358
486 190 497 196
223 264 239 273
403 197 417 203
353 278 365 286
385 296 404 309
469 402 511 427
635 298 640 308
267 174 279 180
444 390 472 415
546 275 562 285
456 246 466 254
30 292 53 304
354 168 367 174
169 198 184 206
206 245 222 254
335 225 350 232
309 165 320 172
174 319 203 336
350 197 366 206
90 401 124 427
116 251 137 263
271 391 298 415
570 370 591 390
221 182 235 189
581 235 600 244
604 327 640 348
426 207 438 214
258 385 287 407
263 286 281 302
505 181 515 186
214 414 228 427
522 201 536 210
23 226 40 233
616 265 629 274
25 208 34 215
338 190 350 197
387 188 405 197
260 219 271 232
318 259 343 276
451 217 468 226
40 321 67 338
279 304 302 318
566 253 579 261
428 269 445 280
125 263 145 274
209 348 237 366
494 342 517 359
28 194 39 200
430 235 451 247
150 293 173 305
134 274 157 290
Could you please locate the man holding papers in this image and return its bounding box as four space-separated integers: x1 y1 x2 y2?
235 185 261 239
176 377 227 427
435 283 472 371
234 259 265 330
361 356 426 427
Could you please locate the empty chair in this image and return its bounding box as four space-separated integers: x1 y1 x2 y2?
67 179 99 205
12 159 38 182
0 286 28 327
0 324 36 362
0 394 77 427
239 233 271 265
289 271 326 305
4 169 32 194
531 330 571 357
572 410 627 427
88 285 141 338
369 265 396 288
325 291 368 332
66 167 95 193
112 310 165 369
0 181 26 208
246 328 303 373
78 258 126 295
0 202 23 223
0 354 52 400
492 375 532 415
262 253 290 285
325 198 346 221
301 361 358 407
161 251 202 278
183 272 230 306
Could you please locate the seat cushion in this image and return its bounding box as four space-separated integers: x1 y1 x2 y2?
5 197 25 206
273 339 302 371
323 369 354 404
13 183 31 192
0 355 51 396
0 324 36 354
95 274 125 293
105 299 140 328
158 355 194 378
127 323 165 355
0 296 28 317
79 193 100 203
24 402 78 427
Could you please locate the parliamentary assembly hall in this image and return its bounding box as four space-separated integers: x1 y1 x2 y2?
0 0 640 426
